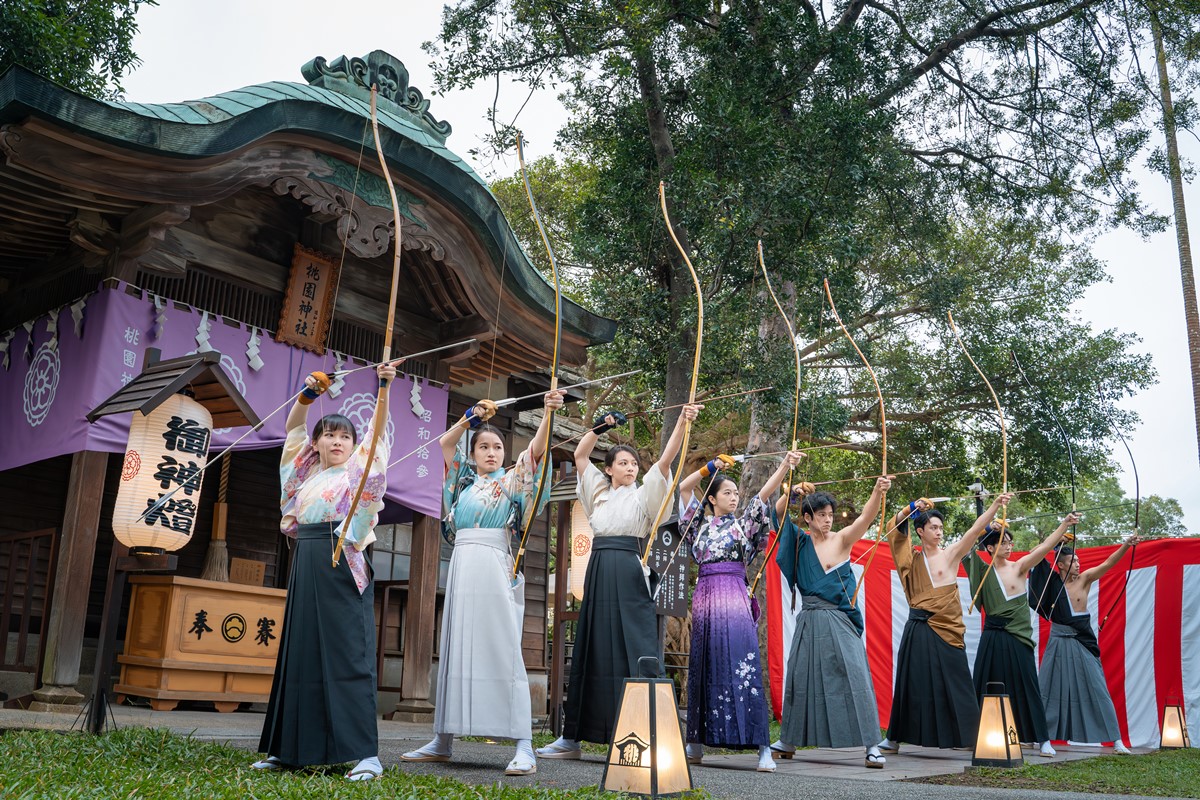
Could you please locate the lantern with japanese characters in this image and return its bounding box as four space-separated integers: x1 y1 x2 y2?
112 392 212 554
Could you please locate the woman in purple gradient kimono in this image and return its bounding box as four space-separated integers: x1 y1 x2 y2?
676 449 802 773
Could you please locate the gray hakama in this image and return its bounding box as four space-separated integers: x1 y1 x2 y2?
780 595 880 748
259 523 378 766
433 527 532 740
1040 623 1121 743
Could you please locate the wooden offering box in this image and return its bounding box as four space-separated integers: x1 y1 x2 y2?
116 575 286 712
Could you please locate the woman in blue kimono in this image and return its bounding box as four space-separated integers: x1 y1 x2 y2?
769 476 892 769
676 450 803 772
401 389 564 776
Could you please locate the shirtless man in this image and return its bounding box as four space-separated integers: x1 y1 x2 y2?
968 513 1079 756
879 491 1013 753
1031 533 1138 753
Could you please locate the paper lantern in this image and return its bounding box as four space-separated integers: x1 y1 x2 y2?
112 392 212 554
570 500 593 601
973 682 1023 767
601 657 691 797
1160 702 1191 749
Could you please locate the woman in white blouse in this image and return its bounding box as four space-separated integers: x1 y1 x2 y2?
537 402 702 758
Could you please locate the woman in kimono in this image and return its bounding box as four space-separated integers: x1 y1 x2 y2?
769 477 891 768
1030 533 1138 754
537 402 703 758
401 389 565 775
676 449 803 772
253 362 396 781
967 513 1077 756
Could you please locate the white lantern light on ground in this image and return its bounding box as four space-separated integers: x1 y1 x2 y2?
112 392 212 554
601 656 691 797
973 681 1024 767
569 500 593 601
1160 700 1191 749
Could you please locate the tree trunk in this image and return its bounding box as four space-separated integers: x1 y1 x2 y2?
635 46 698 453
1151 11 1200 469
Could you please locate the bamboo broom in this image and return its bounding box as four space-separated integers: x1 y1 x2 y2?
200 455 231 582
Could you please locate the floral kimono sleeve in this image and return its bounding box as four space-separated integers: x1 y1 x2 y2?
338 417 390 551
443 447 475 516
678 493 704 548
504 448 545 527
740 495 771 560
279 426 318 537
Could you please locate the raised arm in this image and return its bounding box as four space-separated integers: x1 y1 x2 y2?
527 390 566 464
1079 532 1140 586
947 492 1014 564
837 475 893 545
652 404 703 478
757 451 804 502
574 409 627 474
1017 512 1081 574
441 397 498 470
285 371 331 432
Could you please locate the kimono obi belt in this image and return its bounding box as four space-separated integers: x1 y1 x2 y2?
591 535 641 553
296 521 344 540
698 561 748 579
453 527 510 551
908 607 935 623
983 615 1010 631
800 595 838 611
1050 622 1083 638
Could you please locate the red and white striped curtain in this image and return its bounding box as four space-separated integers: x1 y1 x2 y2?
764 536 1200 748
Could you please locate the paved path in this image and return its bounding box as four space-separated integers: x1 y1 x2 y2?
0 706 1174 799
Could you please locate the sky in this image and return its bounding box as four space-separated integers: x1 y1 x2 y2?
118 1 1200 530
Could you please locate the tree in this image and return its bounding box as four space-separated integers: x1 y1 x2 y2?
438 2 1178 506
1144 5 1200 469
0 0 156 100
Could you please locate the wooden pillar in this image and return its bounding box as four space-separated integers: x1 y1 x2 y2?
549 469 573 735
31 450 108 709
390 512 440 720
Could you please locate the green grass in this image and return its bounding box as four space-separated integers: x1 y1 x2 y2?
0 727 710 799
914 748 1200 797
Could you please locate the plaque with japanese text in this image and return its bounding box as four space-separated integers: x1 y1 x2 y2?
275 244 340 354
646 518 690 617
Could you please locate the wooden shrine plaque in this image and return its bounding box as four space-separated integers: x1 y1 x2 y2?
275 244 340 354
229 558 266 587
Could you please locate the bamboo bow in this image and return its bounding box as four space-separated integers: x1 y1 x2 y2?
333 85 403 567
511 133 562 579
749 241 802 595
643 182 704 565
947 311 1007 612
823 279 888 607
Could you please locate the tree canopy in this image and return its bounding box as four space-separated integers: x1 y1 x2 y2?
0 0 156 99
438 1 1194 530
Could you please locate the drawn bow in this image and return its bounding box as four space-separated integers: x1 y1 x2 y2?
947 311 1007 612
643 182 704 565
333 85 403 567
511 133 562 579
749 241 803 595
823 279 888 607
